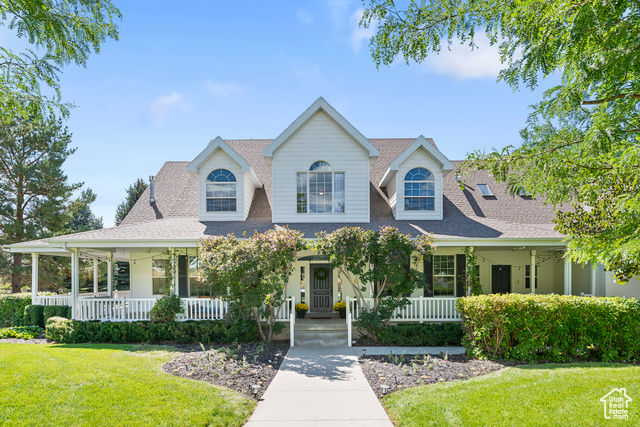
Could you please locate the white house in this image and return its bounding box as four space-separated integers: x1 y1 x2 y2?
8 97 638 329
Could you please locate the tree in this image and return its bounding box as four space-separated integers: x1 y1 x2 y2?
361 0 640 282
198 227 307 342
0 0 121 116
114 178 147 289
66 189 103 233
315 226 433 338
115 178 147 226
0 113 95 292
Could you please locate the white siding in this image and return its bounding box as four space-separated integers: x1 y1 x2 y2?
395 148 444 220
129 251 161 298
386 172 397 217
605 272 640 299
197 150 245 221
571 263 592 295
243 171 255 220
271 111 371 223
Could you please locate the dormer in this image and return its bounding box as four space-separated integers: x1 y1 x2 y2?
187 137 262 221
264 97 379 223
379 136 453 220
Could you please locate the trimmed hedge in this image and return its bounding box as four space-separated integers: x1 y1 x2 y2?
24 305 44 327
45 318 259 344
457 294 640 362
0 294 32 327
43 305 71 323
23 305 71 327
375 323 464 346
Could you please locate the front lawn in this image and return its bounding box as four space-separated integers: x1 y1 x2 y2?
0 343 255 426
384 363 640 426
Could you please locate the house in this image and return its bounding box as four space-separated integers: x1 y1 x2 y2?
8 97 638 326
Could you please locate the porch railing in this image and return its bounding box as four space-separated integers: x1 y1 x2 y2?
34 295 71 306
77 298 156 322
177 298 229 321
347 296 461 322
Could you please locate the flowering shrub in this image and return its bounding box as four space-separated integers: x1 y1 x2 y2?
333 301 347 312
295 303 309 313
149 293 183 323
457 294 640 362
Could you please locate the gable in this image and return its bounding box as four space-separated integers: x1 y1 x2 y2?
263 97 379 164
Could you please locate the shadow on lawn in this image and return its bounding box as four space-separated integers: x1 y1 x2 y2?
50 342 213 353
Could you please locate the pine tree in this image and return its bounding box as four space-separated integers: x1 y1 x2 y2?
0 114 80 292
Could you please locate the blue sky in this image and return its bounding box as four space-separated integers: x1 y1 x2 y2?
6 1 552 227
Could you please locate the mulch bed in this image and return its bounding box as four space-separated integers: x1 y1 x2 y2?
359 352 506 398
162 342 289 400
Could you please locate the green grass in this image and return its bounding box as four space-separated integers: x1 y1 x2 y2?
384 363 640 426
0 343 255 426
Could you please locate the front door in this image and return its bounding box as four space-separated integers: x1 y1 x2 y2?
310 264 333 312
492 265 511 293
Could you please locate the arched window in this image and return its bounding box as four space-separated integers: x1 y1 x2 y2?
206 169 236 212
297 161 345 214
404 167 435 211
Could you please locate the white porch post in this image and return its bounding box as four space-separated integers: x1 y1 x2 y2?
564 256 572 295
93 258 99 294
31 253 39 303
71 248 80 319
107 252 113 297
530 250 536 294
170 247 178 294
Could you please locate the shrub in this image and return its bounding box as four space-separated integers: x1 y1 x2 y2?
0 326 43 339
0 294 32 327
149 293 183 323
45 317 75 343
43 305 72 323
295 303 308 313
46 319 260 344
333 301 346 312
457 294 640 362
375 323 464 346
23 305 45 327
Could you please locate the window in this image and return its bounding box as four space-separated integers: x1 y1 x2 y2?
206 169 236 212
152 259 170 294
477 184 494 196
433 255 455 296
404 167 435 211
297 161 345 214
188 256 211 297
525 265 538 288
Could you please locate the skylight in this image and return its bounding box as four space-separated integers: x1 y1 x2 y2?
477 184 494 196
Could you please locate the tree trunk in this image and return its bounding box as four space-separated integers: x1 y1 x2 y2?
252 307 267 342
11 253 22 293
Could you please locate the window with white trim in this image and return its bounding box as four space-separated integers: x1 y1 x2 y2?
296 161 345 214
152 259 170 294
189 256 211 297
206 169 236 212
525 265 538 288
404 167 435 211
433 255 455 296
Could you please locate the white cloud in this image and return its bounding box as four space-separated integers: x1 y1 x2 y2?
350 8 376 53
424 34 504 80
326 0 351 28
150 93 189 126
204 81 246 98
297 8 314 25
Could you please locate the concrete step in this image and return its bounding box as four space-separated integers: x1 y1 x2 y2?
294 329 348 346
294 338 349 346
295 322 348 331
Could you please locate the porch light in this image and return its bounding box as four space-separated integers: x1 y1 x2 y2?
252 384 261 395
381 385 390 395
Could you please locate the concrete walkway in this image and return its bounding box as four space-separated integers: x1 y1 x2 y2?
245 345 465 426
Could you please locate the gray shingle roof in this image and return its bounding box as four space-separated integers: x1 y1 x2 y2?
48 138 562 243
